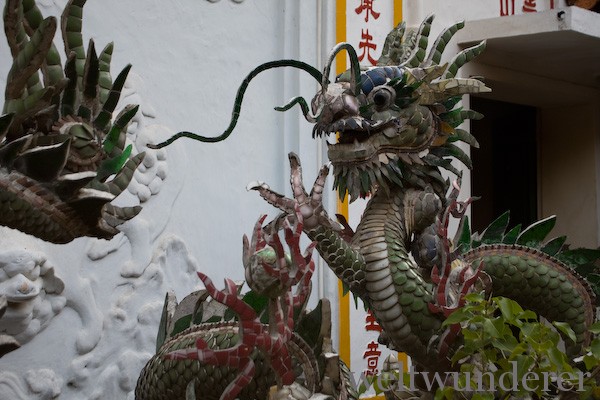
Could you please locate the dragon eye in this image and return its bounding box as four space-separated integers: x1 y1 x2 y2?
368 86 396 111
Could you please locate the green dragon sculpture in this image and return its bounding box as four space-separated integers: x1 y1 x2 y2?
139 16 599 399
137 211 357 400
0 0 144 244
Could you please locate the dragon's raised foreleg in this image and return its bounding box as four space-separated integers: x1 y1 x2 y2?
250 153 368 300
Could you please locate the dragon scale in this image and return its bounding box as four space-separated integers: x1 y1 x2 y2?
302 186 445 370
136 323 319 400
304 184 595 370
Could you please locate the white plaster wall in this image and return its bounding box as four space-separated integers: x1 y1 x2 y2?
0 1 341 398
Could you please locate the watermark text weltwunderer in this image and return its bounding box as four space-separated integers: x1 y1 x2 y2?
352 361 589 394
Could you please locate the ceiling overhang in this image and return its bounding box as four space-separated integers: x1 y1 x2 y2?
455 7 600 106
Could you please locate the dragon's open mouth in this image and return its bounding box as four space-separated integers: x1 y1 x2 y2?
312 117 388 141
317 117 400 166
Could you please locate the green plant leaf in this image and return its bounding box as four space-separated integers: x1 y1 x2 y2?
591 338 600 359
483 319 502 338
492 336 518 354
443 308 470 326
471 392 494 400
516 310 537 322
589 322 600 334
548 347 568 369
464 292 484 303
496 297 524 324
583 354 600 370
552 321 577 344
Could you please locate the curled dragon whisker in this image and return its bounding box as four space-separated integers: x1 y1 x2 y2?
148 60 323 149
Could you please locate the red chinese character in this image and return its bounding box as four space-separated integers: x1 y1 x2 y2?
365 310 382 332
363 341 381 376
358 29 378 65
500 0 515 16
363 341 381 359
355 0 381 23
522 0 537 12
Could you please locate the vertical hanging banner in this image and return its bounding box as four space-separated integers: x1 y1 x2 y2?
336 1 406 398
346 0 396 68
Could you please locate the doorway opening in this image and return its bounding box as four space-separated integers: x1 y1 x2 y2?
469 97 538 234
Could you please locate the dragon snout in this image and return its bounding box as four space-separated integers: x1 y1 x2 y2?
312 85 362 127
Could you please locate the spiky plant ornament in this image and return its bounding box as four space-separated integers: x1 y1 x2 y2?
0 0 144 244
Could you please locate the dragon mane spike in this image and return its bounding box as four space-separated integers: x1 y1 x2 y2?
148 59 323 149
5 16 56 102
97 42 114 105
78 38 99 120
402 14 434 68
61 0 87 80
444 40 487 79
423 20 465 67
22 0 65 88
377 21 406 66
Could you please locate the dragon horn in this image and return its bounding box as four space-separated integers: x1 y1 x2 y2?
321 42 361 96
276 43 361 123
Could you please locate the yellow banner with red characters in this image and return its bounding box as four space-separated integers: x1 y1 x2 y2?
335 1 406 398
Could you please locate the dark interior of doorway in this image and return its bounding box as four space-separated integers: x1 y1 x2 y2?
469 97 538 235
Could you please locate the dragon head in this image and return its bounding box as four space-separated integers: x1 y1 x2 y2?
148 16 489 205
305 17 490 201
